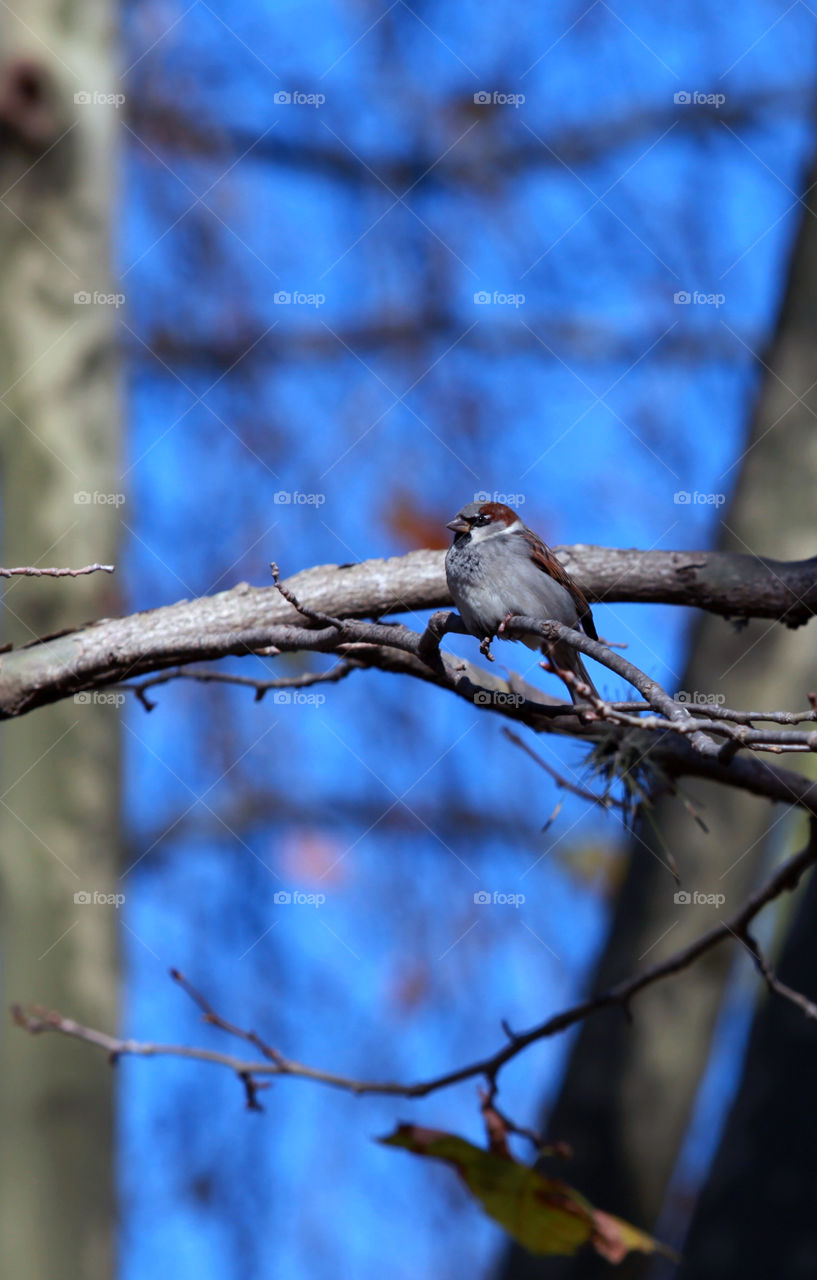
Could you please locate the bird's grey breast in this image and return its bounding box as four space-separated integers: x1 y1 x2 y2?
445 537 507 634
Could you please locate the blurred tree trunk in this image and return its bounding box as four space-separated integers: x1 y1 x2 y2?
677 861 817 1278
0 5 121 1279
676 149 817 1278
497 150 817 1280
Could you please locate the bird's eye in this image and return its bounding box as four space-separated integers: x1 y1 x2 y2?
472 514 490 527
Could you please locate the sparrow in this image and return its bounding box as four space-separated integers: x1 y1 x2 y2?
445 501 599 704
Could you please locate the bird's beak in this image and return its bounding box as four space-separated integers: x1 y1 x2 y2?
446 516 470 533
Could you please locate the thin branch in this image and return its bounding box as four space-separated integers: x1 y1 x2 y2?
120 660 356 711
0 563 114 578
270 560 344 629
576 701 817 726
589 701 817 754
479 1082 558 1156
503 617 817 756
169 967 282 1110
169 967 282 1061
505 616 719 755
323 634 817 819
682 701 817 726
738 932 817 1022
501 727 625 811
14 819 817 1101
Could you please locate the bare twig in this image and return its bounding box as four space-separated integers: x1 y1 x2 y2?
585 702 817 725
682 701 817 726
738 933 817 1022
588 700 817 754
169 968 283 1108
0 563 114 579
270 561 344 629
479 1082 556 1155
501 727 624 811
120 661 356 711
14 819 817 1100
497 617 817 757
505 616 719 755
169 967 282 1062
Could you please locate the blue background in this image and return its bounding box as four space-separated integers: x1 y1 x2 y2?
114 4 813 1276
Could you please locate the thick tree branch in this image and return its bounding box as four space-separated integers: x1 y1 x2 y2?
0 544 815 720
0 575 814 828
553 545 817 626
1 552 816 832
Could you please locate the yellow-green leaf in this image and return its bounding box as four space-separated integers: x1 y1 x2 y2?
378 1124 675 1264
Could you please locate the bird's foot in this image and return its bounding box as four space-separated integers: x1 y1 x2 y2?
480 635 495 662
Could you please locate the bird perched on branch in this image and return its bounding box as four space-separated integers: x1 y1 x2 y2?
444 501 599 705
